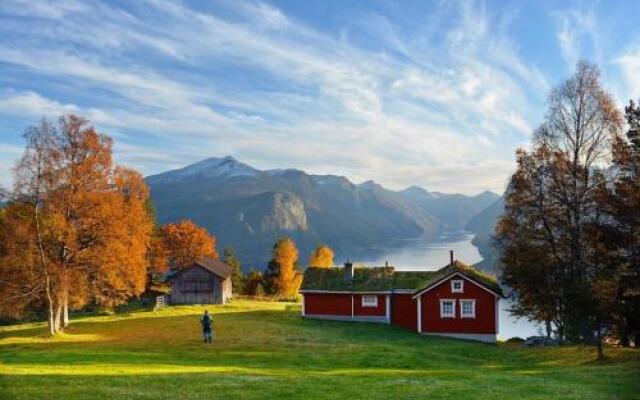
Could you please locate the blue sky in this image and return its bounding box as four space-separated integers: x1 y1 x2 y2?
1 0 639 194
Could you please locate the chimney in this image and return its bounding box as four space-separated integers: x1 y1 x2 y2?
385 260 389 268
449 250 454 266
344 260 354 281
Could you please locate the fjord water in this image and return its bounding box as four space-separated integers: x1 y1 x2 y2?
358 230 541 340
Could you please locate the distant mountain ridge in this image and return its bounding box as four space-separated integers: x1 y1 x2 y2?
147 156 499 269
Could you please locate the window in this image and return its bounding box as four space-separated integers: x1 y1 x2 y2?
451 280 464 293
440 299 456 318
361 295 378 308
460 299 476 318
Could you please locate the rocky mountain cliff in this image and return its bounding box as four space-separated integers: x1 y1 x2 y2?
465 196 504 274
147 156 499 269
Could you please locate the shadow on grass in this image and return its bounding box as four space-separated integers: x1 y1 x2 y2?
0 308 521 374
3 304 639 394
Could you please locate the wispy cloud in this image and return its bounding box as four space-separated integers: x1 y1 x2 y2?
0 0 634 194
553 6 601 70
617 45 640 100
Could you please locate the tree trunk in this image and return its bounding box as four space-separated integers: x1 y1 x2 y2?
596 328 605 360
33 200 57 336
47 300 56 336
62 296 69 328
53 302 62 334
545 319 552 338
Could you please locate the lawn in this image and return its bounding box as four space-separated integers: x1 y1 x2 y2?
0 300 638 400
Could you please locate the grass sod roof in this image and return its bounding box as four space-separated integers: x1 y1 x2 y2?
301 260 503 296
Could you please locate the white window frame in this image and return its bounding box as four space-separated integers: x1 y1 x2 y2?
361 295 378 308
440 299 456 318
460 299 476 319
451 279 464 293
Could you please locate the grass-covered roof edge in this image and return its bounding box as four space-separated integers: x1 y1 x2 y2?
300 260 503 296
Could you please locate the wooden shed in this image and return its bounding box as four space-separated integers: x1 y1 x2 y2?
167 257 232 304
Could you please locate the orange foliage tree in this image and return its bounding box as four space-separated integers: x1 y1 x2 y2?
1 115 154 334
308 245 334 268
161 220 218 268
0 202 45 320
267 237 302 297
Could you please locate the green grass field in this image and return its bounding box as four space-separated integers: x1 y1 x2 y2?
1 300 638 399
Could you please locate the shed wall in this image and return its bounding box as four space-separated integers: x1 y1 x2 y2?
169 265 227 305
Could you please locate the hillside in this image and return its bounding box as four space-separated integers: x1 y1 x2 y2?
147 156 498 268
400 186 499 229
466 196 505 274
1 301 638 399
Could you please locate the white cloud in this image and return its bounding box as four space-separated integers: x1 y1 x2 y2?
0 143 24 190
0 0 557 194
618 46 640 100
553 7 601 70
0 90 78 116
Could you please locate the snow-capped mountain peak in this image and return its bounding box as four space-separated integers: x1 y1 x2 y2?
146 155 259 184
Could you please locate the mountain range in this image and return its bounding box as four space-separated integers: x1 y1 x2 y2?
146 156 500 269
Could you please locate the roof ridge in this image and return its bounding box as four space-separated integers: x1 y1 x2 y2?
301 261 501 295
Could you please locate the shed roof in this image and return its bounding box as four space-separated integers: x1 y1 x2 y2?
300 260 502 296
194 257 232 278
165 257 232 280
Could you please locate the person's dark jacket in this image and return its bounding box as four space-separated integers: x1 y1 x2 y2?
200 314 212 332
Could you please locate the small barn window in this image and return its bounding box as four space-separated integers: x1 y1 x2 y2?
361 295 378 308
460 299 476 318
451 280 464 293
440 299 456 318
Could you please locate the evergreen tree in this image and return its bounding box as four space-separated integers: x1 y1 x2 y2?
244 268 265 296
223 246 244 295
594 99 640 347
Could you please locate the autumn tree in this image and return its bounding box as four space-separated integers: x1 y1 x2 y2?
496 148 563 338
6 119 57 334
497 62 623 346
90 167 155 308
0 115 155 334
265 237 302 298
308 245 334 268
0 202 47 322
223 246 244 294
144 198 169 289
161 220 218 268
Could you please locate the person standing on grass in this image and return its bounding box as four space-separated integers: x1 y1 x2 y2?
200 310 214 343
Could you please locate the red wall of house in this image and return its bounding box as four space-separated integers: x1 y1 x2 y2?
391 293 417 330
353 294 386 316
304 293 352 316
420 276 497 334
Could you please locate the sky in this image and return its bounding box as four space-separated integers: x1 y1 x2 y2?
1 0 639 195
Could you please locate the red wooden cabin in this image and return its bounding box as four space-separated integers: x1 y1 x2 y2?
300 257 503 343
